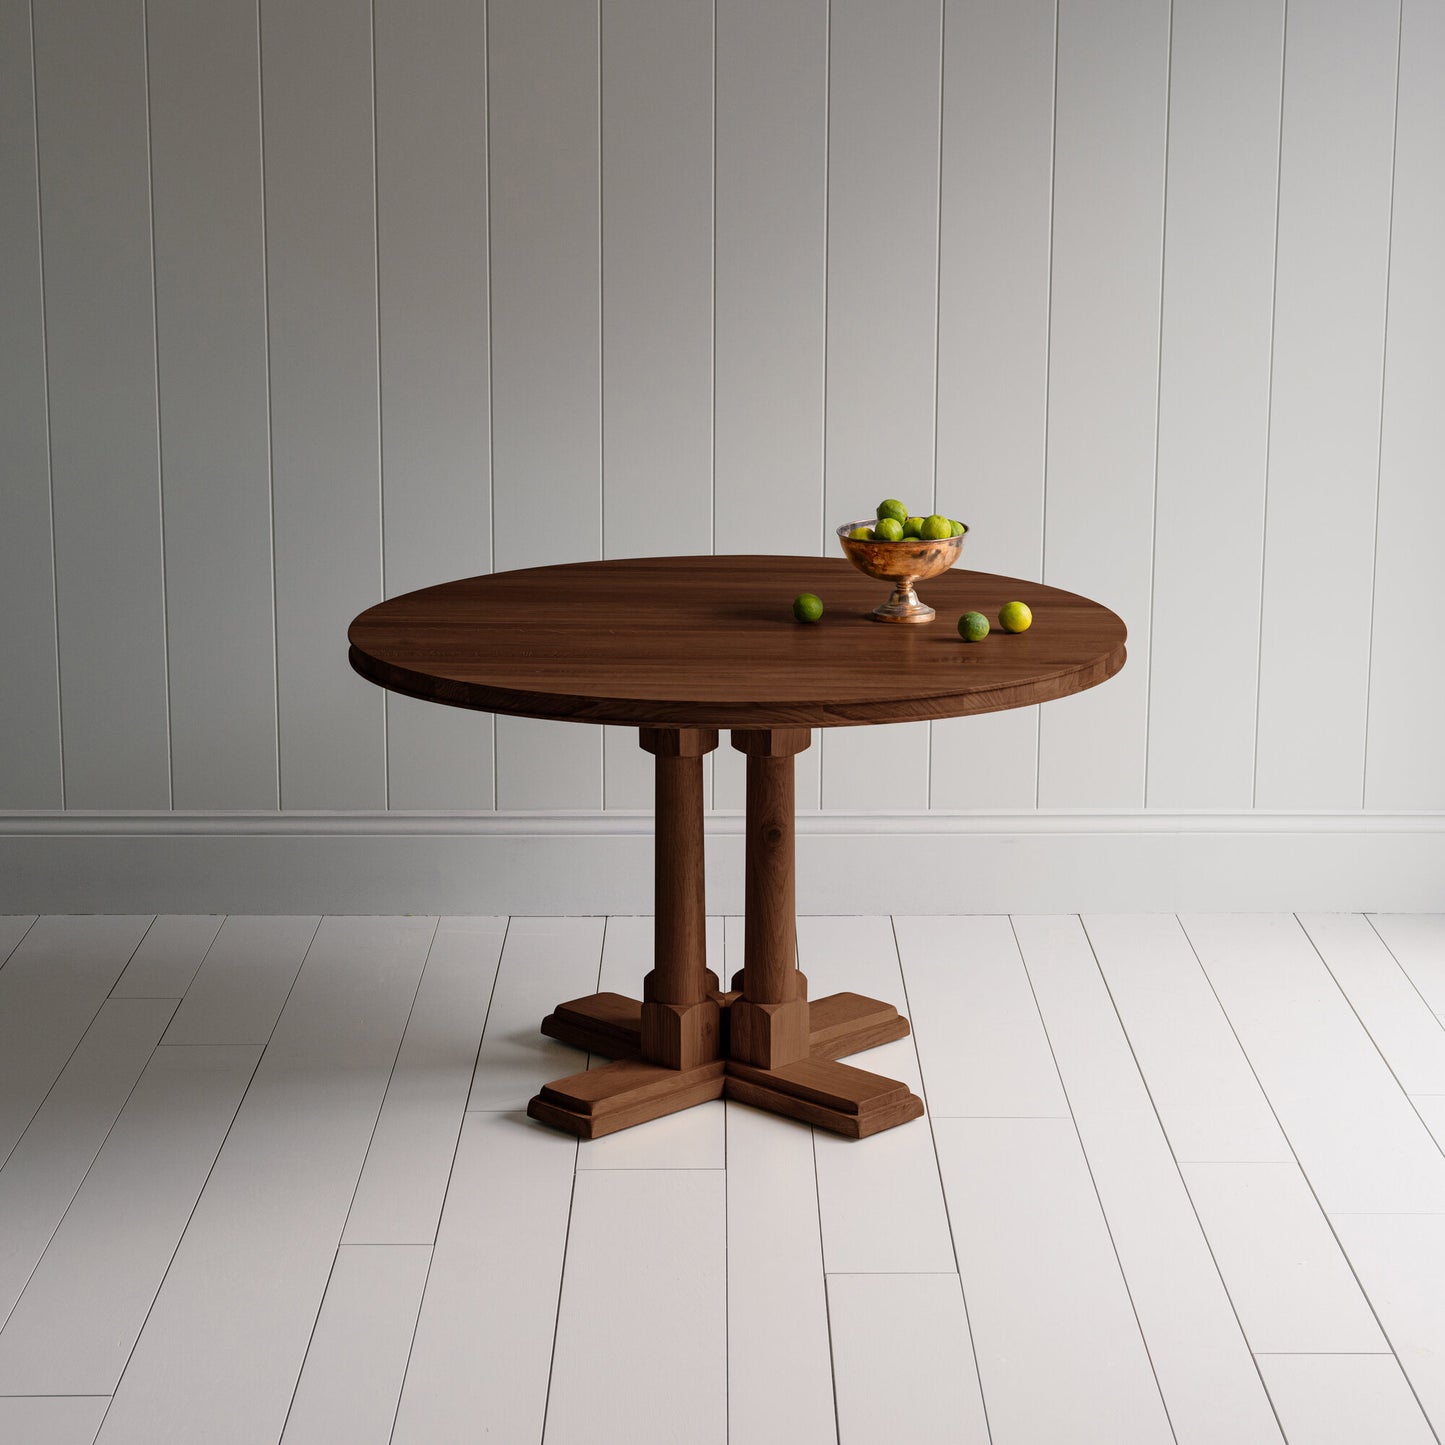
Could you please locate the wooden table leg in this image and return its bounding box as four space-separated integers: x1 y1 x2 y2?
528 728 726 1139
639 727 722 1069
728 728 813 1068
722 727 924 1139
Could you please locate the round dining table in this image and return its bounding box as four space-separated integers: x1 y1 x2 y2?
348 554 1125 1140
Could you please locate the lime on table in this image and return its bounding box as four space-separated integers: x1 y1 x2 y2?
921 514 953 541
958 611 989 642
874 517 905 542
792 592 824 623
876 498 909 525
999 601 1032 633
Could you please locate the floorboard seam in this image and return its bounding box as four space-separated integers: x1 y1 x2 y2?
0 997 181 1339
335 917 442 1244
1077 914 1290 1443
87 913 322 1441
1298 913 1445 1170
1012 915 1180 1445
0 918 156 1175
1176 916 1444 1445
0 916 41 973
891 915 994 1445
277 916 442 1440
386 915 512 1444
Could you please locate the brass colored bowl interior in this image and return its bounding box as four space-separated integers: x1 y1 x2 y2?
835 520 967 583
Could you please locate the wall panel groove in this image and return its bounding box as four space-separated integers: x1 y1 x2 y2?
818 0 944 814
1357 0 1405 810
599 0 715 810
257 0 283 816
143 0 177 814
1363 0 1445 810
1253 0 1401 809
261 0 386 810
1036 0 1170 811
148 0 279 809
930 0 1056 812
32 0 172 809
711 0 828 813
374 0 494 810
0 0 63 808
487 0 604 811
1146 0 1284 809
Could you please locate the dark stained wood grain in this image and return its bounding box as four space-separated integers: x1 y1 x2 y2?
347 555 1126 728
730 730 812 1069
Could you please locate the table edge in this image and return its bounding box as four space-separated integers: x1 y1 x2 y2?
346 640 1128 730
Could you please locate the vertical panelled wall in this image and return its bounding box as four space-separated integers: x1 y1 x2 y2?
3 0 1442 818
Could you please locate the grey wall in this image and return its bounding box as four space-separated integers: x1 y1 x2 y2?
3 0 1441 818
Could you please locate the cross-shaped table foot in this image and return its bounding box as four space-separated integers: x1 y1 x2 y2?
525 727 925 1141
532 995 921 1139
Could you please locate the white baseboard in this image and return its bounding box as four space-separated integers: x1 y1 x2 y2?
3 811 1443 914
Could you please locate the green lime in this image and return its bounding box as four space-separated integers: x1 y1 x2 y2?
958 611 989 642
921 514 952 541
792 592 824 624
874 517 905 542
902 515 925 538
950 519 967 537
848 525 874 541
876 498 910 525
998 600 1032 633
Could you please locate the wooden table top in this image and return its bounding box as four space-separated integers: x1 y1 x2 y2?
348 555 1126 729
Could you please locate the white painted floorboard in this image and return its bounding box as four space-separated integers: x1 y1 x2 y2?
1182 912 1445 1211
391 1112 576 1445
894 913 1069 1118
800 914 956 1274
1370 915 1445 1018
725 1104 836 1445
935 1115 1176 1445
0 915 38 964
1414 1092 1445 1153
1 912 1443 1445
465 915 602 1112
545 1170 727 1445
827 1273 989 1445
0 998 176 1324
343 916 506 1244
280 1244 431 1445
1179 1162 1386 1354
1299 912 1445 1093
0 1396 109 1445
1012 914 1284 1445
111 913 223 999
722 911 836 1445
0 915 153 1166
1328 1212 1445 1434
0 1042 263 1394
94 916 434 1445
1083 912 1292 1164
1255 1353 1437 1445
162 914 320 1046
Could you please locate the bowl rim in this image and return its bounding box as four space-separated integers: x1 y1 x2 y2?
836 518 969 542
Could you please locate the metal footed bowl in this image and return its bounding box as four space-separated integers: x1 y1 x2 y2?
836 520 969 623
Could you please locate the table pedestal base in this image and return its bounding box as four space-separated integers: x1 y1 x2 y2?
524 725 925 1142
529 989 921 1139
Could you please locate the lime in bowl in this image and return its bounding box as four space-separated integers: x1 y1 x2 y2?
836 518 968 624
